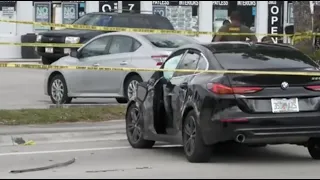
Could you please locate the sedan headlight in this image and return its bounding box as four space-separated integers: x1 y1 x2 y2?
65 37 80 44
36 35 42 42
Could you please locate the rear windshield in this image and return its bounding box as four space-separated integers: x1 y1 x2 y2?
144 34 197 48
208 44 319 70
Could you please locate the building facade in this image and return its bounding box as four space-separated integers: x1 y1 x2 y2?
0 1 294 59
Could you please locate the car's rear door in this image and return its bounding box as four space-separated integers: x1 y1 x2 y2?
212 44 320 114
166 49 204 130
97 35 135 94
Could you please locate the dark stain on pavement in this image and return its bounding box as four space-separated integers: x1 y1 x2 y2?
86 166 152 173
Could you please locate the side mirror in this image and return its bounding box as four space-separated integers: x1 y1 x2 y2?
70 49 79 58
136 82 148 102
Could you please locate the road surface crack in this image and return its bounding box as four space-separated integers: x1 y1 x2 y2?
10 158 76 174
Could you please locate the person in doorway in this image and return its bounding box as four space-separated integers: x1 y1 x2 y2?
212 20 231 42
213 11 257 42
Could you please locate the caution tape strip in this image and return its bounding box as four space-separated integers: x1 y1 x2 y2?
0 42 83 48
2 63 320 77
0 19 318 37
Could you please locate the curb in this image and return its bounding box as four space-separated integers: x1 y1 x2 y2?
0 120 126 146
0 130 127 147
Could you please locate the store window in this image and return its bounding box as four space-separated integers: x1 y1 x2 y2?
212 1 256 32
99 1 118 12
33 1 52 31
0 1 17 35
287 1 293 24
152 1 199 32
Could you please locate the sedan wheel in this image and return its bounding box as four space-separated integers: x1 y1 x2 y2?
124 75 143 102
184 115 197 157
127 80 139 100
183 110 212 163
49 75 72 104
126 103 155 148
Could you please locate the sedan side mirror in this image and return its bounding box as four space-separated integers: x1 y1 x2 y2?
70 49 79 58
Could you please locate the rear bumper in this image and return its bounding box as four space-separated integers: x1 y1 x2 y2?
234 126 320 144
202 111 320 145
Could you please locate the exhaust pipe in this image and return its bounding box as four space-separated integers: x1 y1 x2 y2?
235 134 246 143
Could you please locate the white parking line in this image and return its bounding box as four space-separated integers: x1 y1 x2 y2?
0 144 182 157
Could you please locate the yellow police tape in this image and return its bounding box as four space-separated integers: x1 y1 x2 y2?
2 63 320 77
0 19 317 37
0 42 82 48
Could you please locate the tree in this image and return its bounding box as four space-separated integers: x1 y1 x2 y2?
292 1 313 53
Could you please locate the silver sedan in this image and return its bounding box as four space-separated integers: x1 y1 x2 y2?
44 32 199 104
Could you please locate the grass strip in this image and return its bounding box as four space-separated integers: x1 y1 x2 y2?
0 105 126 125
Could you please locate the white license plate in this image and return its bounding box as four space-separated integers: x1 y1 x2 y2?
271 98 299 113
45 47 53 53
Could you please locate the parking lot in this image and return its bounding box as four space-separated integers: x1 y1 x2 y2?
0 68 118 110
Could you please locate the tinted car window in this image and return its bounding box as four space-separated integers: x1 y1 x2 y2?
108 36 133 54
163 50 186 79
174 51 200 77
129 17 152 28
80 36 111 58
133 40 142 51
111 16 129 27
73 14 112 26
197 56 208 70
209 45 319 70
149 16 174 30
144 34 198 48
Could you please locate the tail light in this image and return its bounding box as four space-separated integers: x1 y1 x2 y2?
152 55 168 66
305 85 320 91
208 83 263 95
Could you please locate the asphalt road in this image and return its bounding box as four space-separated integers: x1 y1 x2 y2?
1 139 320 179
0 68 118 109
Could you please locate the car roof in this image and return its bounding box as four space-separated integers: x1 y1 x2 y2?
202 41 297 52
98 32 199 39
86 12 166 18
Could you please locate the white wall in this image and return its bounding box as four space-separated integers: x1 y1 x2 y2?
0 1 270 60
0 1 33 59
256 1 268 41
197 1 213 43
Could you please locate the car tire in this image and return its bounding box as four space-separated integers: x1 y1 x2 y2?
126 103 155 149
183 110 212 163
42 57 55 65
308 138 320 160
116 98 128 104
49 74 72 104
123 75 143 101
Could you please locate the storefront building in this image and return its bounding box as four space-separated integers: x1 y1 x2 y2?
0 1 295 59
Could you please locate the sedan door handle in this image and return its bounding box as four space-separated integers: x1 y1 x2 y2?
92 63 100 67
120 61 128 65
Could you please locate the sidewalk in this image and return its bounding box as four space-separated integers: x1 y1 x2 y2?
0 120 126 146
0 59 41 63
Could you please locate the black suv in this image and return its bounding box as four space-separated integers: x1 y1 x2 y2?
36 12 174 64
